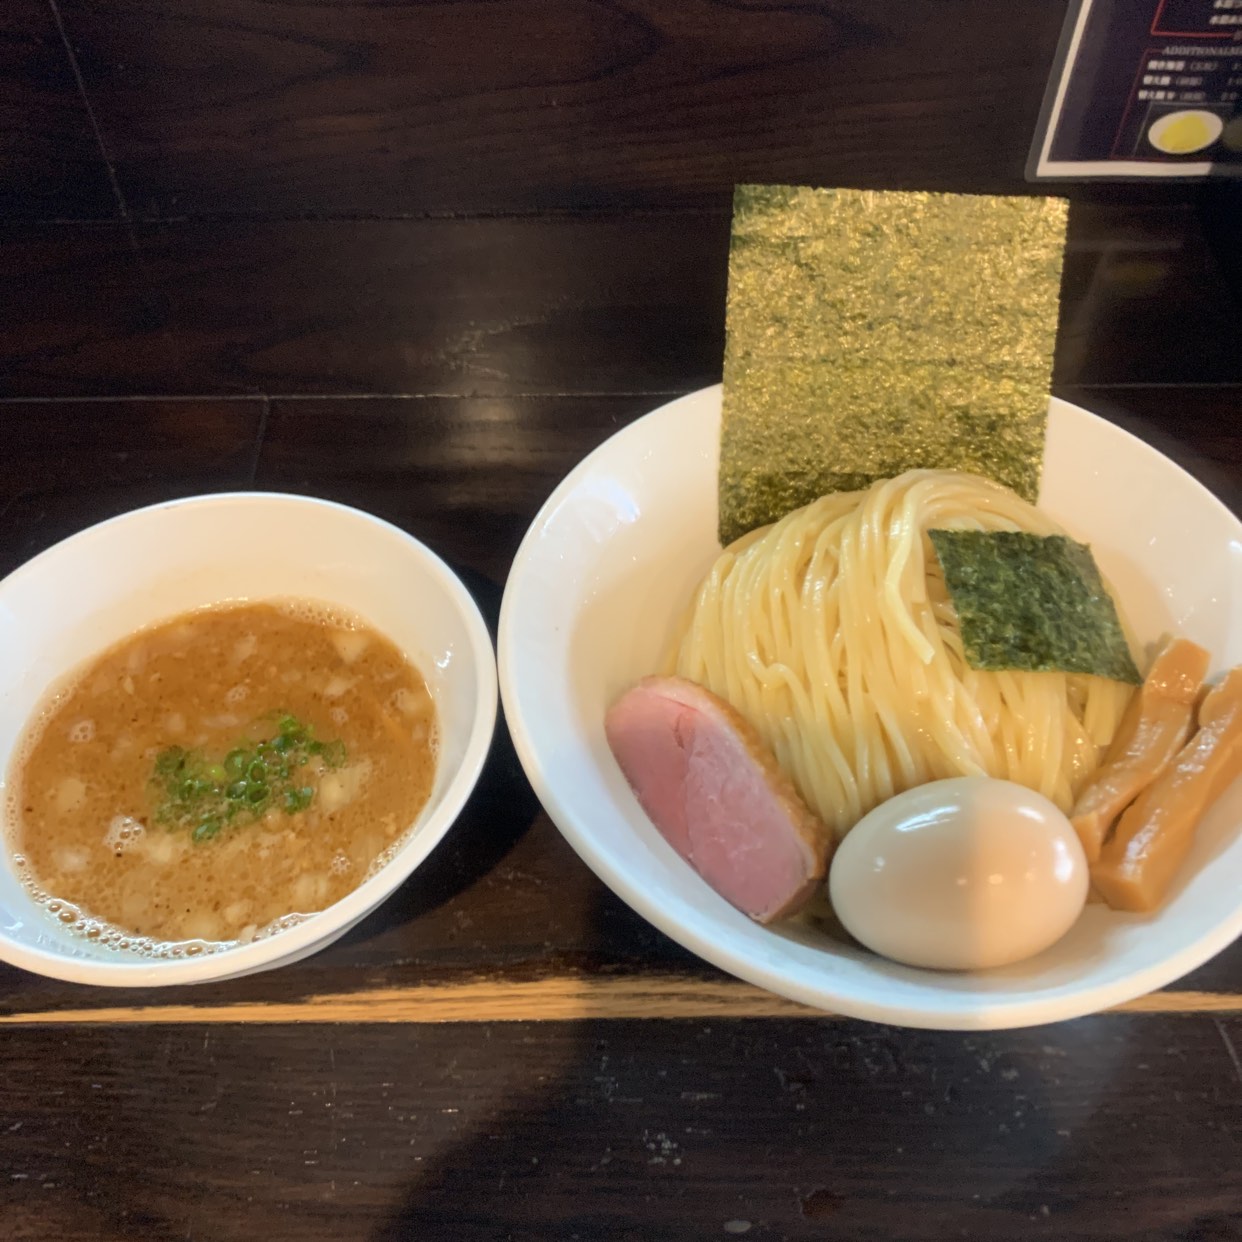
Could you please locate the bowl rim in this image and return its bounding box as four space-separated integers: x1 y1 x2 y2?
0 491 499 986
498 385 1242 1030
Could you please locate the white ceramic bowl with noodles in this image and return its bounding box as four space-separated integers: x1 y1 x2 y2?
0 494 497 986
499 385 1242 1030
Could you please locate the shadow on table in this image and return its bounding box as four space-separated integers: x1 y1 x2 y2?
331 707 539 948
363 1012 1242 1242
364 957 1242 1240
331 561 534 945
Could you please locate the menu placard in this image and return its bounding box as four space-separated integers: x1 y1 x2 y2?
1030 0 1242 178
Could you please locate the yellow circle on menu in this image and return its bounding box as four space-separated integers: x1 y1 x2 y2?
1148 110 1224 155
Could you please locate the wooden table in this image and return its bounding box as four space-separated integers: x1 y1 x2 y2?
3 2 1242 1238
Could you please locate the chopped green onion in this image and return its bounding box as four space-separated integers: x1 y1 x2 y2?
149 711 344 844
283 787 313 813
193 816 223 842
155 747 187 778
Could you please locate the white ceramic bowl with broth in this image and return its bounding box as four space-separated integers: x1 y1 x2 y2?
0 493 497 986
498 386 1242 1030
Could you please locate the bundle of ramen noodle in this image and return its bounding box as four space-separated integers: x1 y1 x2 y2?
673 469 1135 840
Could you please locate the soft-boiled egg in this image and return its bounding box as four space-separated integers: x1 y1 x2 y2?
828 777 1088 971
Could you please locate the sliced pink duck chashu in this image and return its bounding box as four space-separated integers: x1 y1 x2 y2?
605 676 833 923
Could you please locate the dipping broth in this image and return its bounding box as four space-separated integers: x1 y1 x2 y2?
5 602 437 950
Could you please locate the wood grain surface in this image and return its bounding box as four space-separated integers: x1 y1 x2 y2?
4 978 1242 1027
55 0 1074 216
2 0 1241 1237
4 1017 1241 1241
0 0 116 219
4 203 1242 398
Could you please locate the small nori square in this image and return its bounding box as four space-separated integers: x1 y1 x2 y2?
928 530 1141 684
719 185 1068 546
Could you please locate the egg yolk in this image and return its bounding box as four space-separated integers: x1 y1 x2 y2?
1151 114 1215 154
